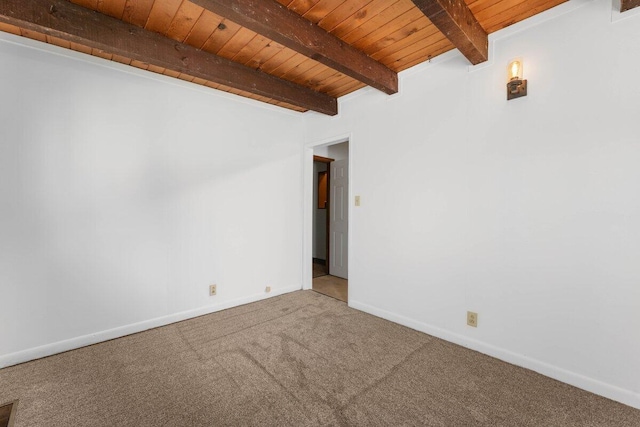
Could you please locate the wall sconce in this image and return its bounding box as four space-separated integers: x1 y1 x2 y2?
507 59 527 100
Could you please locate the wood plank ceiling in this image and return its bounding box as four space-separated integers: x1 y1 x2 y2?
1 0 632 115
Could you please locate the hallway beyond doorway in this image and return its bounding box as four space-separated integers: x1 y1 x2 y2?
312 275 348 302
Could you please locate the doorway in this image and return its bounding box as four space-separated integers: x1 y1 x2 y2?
311 141 349 302
313 156 331 278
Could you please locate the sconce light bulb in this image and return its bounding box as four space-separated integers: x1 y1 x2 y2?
506 58 527 100
509 60 522 81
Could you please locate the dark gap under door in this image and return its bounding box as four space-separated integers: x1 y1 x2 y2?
0 401 17 427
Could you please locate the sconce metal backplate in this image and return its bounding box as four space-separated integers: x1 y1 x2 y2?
507 79 527 100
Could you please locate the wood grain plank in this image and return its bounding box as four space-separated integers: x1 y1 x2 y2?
232 34 272 65
192 77 209 85
269 53 314 77
474 0 529 22
177 73 195 81
488 0 565 33
46 35 71 49
297 62 327 84
183 10 223 49
411 0 488 64
399 44 452 70
97 0 127 20
0 22 21 35
322 78 356 97
122 0 155 27
353 9 425 52
468 0 504 16
147 64 166 73
69 41 93 55
479 0 564 33
191 0 398 94
340 1 414 45
326 78 365 97
302 0 344 24
21 28 47 42
317 0 373 31
390 38 453 71
280 57 321 82
258 46 300 73
166 1 204 42
163 69 181 78
275 101 307 112
330 0 402 39
201 19 242 55
304 66 343 90
131 59 150 69
245 40 286 69
91 48 113 60
216 27 258 59
145 0 184 34
287 0 321 15
313 73 351 93
317 0 372 32
378 32 449 68
370 23 440 61
111 54 132 64
0 0 337 114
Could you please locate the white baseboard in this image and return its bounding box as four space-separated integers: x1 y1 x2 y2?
0 285 301 369
349 299 640 410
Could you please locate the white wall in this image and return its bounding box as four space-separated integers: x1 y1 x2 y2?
0 33 305 367
3 0 640 410
304 0 640 409
314 141 349 161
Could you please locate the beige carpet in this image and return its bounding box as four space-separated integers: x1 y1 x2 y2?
1 291 639 426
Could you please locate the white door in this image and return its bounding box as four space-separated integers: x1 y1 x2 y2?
330 159 348 279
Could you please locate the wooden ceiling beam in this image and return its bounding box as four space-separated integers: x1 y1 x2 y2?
411 0 488 65
621 0 640 12
189 0 398 95
0 0 338 115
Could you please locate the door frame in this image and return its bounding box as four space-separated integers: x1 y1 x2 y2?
303 133 352 291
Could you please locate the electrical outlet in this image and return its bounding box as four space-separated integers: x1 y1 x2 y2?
467 311 478 327
265 286 271 293
209 284 217 296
